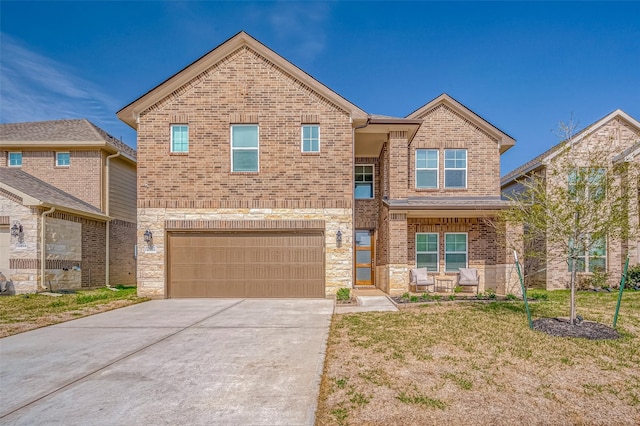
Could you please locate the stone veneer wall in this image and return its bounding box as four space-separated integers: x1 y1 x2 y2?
137 208 352 298
44 217 82 290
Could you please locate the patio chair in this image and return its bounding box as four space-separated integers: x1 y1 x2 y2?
410 268 435 293
458 268 480 295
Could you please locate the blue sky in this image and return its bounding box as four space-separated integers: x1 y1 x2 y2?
1 1 639 175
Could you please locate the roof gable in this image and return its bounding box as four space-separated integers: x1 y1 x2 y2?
406 93 515 153
501 109 640 186
117 31 368 129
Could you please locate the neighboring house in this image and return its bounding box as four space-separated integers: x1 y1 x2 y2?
0 119 137 293
501 110 640 290
117 31 519 299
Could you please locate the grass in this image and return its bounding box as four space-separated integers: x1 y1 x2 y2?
316 290 640 425
0 286 148 337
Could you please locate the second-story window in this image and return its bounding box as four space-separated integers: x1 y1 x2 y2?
444 149 466 188
416 149 438 189
301 125 320 153
355 165 374 199
171 125 189 153
56 152 70 167
8 152 22 167
231 125 259 172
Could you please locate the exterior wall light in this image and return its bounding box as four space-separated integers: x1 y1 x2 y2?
336 230 342 248
11 221 24 243
143 229 153 246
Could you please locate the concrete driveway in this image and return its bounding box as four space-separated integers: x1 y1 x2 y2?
0 298 334 425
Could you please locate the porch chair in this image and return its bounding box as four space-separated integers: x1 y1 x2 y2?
410 268 435 293
458 268 480 295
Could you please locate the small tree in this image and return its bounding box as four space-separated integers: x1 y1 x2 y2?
500 117 638 324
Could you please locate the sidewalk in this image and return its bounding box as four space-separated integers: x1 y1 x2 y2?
334 288 398 313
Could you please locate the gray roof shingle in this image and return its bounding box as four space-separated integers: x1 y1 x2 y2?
0 168 107 218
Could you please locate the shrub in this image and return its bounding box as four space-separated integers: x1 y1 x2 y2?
336 288 351 302
528 291 548 301
626 264 640 289
506 293 518 300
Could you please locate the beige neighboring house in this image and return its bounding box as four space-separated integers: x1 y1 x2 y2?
0 119 137 293
118 31 520 299
501 110 640 290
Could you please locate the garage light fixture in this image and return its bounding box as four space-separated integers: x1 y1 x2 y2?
336 230 342 248
143 229 153 246
11 221 24 243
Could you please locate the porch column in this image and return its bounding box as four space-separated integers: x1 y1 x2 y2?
495 222 523 296
388 211 408 295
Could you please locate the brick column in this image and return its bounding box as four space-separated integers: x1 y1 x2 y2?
388 131 408 200
387 211 409 295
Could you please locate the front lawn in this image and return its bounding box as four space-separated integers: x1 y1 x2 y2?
317 290 640 425
0 287 148 337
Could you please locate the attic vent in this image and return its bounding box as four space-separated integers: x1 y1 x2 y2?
229 113 259 124
301 114 319 124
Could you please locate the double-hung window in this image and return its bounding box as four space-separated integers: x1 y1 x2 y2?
416 149 438 189
444 149 466 188
8 152 22 167
301 125 320 152
231 125 259 172
568 234 606 272
416 233 439 271
56 152 70 167
171 125 189 153
568 168 605 201
355 165 374 199
445 233 467 272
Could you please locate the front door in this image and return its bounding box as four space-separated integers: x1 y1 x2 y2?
355 230 374 286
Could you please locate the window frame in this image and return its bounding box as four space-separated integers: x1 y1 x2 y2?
170 124 189 153
415 149 438 189
444 149 467 189
568 234 607 273
568 167 605 201
416 233 439 272
301 124 320 153
354 164 375 199
56 152 70 167
444 232 468 272
230 124 260 172
8 152 22 167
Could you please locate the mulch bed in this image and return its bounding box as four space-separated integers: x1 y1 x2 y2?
533 317 620 340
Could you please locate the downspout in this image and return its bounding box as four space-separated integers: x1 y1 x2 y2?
40 206 56 292
105 152 121 287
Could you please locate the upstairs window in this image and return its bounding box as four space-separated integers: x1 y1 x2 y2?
416 233 439 271
568 168 605 201
444 149 467 188
56 152 70 167
231 125 259 172
171 125 189 153
416 149 438 189
301 125 320 152
355 165 374 199
8 152 22 167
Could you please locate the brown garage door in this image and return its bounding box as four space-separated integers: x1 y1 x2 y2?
167 232 325 298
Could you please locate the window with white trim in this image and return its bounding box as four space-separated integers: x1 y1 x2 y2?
231 125 259 172
568 168 605 201
56 152 70 167
444 149 466 188
301 125 320 152
8 152 22 167
568 234 606 272
416 149 438 188
445 233 467 272
416 233 438 271
171 125 189 153
355 165 374 199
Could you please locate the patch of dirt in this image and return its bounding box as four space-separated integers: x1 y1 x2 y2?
533 317 619 340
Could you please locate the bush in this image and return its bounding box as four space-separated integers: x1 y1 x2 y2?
627 264 640 289
336 288 351 302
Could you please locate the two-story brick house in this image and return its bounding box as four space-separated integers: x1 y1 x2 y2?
118 31 519 299
502 110 640 290
0 119 137 293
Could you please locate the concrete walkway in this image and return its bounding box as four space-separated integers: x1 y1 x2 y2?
334 288 398 314
0 299 333 426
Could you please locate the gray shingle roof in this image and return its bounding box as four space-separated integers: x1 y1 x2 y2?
388 196 509 210
0 168 107 218
0 119 136 160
